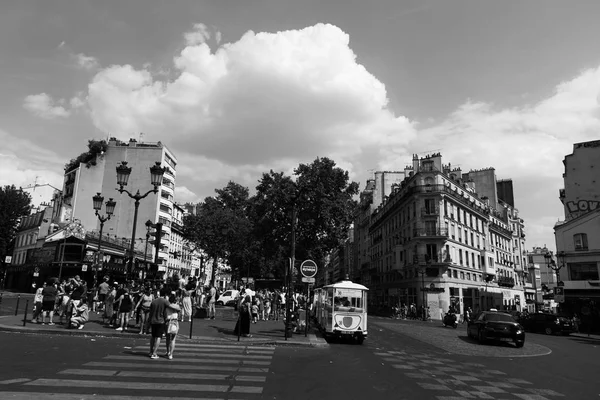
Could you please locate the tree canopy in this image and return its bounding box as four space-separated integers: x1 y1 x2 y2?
182 158 359 285
0 185 32 275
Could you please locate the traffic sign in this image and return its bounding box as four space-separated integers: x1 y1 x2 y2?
5 256 12 264
33 272 39 277
82 265 88 272
300 259 317 278
301 277 315 283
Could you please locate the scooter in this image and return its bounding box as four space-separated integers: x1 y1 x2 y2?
443 312 458 329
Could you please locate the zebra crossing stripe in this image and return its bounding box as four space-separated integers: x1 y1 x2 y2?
24 379 263 394
0 392 242 400
104 355 270 365
138 346 274 355
169 344 275 351
127 350 272 360
84 361 269 373
58 369 267 382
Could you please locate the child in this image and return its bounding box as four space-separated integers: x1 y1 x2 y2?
264 299 271 321
251 299 259 323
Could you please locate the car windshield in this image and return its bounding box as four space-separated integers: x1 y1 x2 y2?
485 313 516 322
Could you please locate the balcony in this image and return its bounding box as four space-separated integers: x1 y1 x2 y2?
413 227 448 238
514 264 524 273
421 206 440 217
497 276 515 288
414 251 452 265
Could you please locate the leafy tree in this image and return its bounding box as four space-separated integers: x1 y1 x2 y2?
0 185 32 281
251 157 359 277
182 182 253 286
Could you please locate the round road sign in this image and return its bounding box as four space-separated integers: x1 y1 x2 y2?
300 259 317 278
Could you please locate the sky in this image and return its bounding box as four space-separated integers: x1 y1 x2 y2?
2 0 600 252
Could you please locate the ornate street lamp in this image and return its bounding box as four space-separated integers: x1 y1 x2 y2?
543 251 565 285
92 193 116 283
116 161 165 279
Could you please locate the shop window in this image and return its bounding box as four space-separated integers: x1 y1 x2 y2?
568 263 599 281
573 233 588 251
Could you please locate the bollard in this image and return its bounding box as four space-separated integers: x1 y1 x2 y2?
237 308 241 342
23 300 29 327
14 294 20 316
189 311 194 340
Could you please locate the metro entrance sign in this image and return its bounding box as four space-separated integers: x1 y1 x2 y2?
300 259 317 278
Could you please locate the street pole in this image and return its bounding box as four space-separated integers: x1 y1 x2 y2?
421 267 426 320
58 235 67 283
285 204 297 340
128 199 140 281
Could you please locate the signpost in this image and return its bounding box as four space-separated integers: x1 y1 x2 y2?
554 286 565 303
300 260 318 337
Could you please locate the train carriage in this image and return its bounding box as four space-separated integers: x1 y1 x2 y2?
314 279 368 344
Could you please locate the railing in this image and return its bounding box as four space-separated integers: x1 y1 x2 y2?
497 276 515 288
414 251 452 264
489 221 512 237
413 227 449 238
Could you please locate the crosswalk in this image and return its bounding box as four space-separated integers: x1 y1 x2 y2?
0 342 275 399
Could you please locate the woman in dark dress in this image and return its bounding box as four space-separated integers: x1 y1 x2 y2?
234 295 252 337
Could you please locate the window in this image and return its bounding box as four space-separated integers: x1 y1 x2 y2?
574 233 588 251
467 273 471 280
459 249 463 265
568 263 599 281
460 272 465 280
453 270 458 278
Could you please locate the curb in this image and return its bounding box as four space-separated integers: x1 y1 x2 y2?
0 320 329 348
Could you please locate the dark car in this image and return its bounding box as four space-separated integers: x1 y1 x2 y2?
467 311 525 348
519 313 574 335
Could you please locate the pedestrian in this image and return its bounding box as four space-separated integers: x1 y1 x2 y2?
251 298 259 323
181 290 192 322
105 283 117 326
165 292 180 360
41 280 58 325
32 282 45 323
208 286 217 320
115 288 133 331
70 296 90 330
148 288 180 359
135 286 154 335
234 295 252 337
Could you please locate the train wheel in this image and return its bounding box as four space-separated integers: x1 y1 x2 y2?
356 336 364 345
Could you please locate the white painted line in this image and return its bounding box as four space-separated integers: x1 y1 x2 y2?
85 361 269 373
123 351 272 360
0 378 31 384
104 355 270 366
24 379 262 394
59 369 265 382
0 393 228 400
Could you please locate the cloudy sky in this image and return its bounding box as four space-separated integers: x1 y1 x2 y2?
2 0 600 252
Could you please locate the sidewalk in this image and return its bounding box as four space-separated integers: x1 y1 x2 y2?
0 305 327 347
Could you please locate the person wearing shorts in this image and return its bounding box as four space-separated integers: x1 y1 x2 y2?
41 281 58 325
148 288 180 359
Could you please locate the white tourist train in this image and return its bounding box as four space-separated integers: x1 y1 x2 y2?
313 278 368 344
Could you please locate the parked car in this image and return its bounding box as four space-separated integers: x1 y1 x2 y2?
216 290 240 306
467 311 525 348
519 313 575 335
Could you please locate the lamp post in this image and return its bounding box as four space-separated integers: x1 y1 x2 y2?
418 262 429 321
545 251 565 313
116 161 165 280
92 193 116 284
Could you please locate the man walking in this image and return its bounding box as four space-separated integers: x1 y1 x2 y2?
148 288 180 359
208 286 217 320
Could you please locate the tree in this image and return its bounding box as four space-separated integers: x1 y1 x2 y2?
251 157 359 277
0 185 32 282
182 182 253 286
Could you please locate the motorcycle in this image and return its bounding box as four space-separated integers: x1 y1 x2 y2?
443 312 458 329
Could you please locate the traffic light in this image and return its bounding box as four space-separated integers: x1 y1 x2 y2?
147 222 163 264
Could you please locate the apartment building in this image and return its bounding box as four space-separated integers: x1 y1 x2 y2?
553 139 600 319
60 138 177 275
366 153 526 318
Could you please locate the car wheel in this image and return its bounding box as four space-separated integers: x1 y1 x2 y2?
478 329 486 344
216 301 224 306
544 327 553 335
515 341 524 348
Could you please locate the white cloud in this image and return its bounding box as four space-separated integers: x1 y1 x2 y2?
23 93 71 119
174 185 200 203
68 22 600 250
184 23 212 45
73 53 99 70
69 93 86 109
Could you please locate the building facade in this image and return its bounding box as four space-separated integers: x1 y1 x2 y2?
554 139 600 322
364 153 526 318
61 138 177 275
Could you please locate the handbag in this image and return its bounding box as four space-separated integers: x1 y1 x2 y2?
167 319 179 334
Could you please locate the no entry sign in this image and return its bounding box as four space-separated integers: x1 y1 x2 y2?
300 259 317 278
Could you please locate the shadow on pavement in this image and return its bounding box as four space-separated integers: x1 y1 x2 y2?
457 334 520 348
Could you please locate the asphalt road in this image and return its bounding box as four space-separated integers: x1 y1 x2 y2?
0 317 598 399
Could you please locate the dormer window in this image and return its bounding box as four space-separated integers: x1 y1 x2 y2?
574 233 588 251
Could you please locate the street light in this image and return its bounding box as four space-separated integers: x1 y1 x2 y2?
543 251 565 285
92 193 116 283
116 161 165 280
